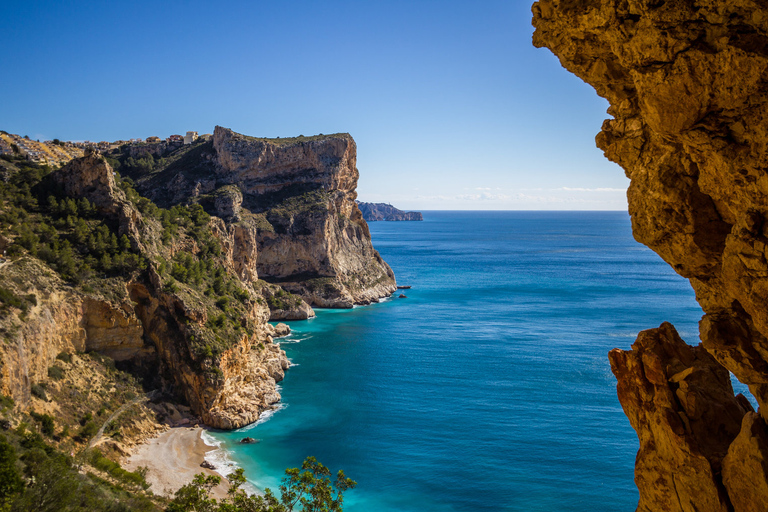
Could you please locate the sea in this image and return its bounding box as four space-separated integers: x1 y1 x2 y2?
205 211 752 512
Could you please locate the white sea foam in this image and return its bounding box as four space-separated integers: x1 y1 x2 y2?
278 334 312 344
231 403 287 434
199 400 286 481
200 429 220 448
201 430 239 478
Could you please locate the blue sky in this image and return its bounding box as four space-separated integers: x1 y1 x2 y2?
0 1 626 210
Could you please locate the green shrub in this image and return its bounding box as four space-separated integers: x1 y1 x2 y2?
76 420 98 441
80 412 93 426
47 366 65 381
56 351 72 364
215 297 229 311
0 286 25 312
88 449 149 489
30 412 55 437
30 384 47 401
0 395 14 411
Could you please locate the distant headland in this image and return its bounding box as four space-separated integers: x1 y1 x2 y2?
357 201 423 221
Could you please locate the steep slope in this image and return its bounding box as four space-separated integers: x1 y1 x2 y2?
0 153 289 430
116 126 397 308
533 1 768 510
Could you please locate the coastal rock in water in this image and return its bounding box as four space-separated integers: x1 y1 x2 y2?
257 281 315 321
268 323 291 338
533 1 768 509
356 201 423 221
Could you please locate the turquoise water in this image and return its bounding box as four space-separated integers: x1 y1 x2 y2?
207 211 716 511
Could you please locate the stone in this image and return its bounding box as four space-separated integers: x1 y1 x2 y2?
722 412 768 512
272 323 291 338
609 323 749 512
533 1 768 509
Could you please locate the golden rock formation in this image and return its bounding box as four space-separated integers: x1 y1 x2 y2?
533 1 768 509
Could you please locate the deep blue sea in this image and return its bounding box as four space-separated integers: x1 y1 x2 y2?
207 211 742 512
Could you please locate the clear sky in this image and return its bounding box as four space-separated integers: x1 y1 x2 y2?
0 1 626 210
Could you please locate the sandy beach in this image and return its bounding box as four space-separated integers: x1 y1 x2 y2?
124 427 230 500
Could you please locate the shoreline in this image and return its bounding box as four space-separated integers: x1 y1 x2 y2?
123 426 231 500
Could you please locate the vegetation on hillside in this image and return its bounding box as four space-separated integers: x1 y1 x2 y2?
0 390 159 512
0 154 145 284
241 132 350 146
0 151 356 511
0 153 258 362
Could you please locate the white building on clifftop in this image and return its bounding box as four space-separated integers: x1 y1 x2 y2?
184 131 198 144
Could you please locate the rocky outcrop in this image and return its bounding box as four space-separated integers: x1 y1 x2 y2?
258 281 315 321
1 154 292 430
212 126 397 307
356 201 423 221
268 323 291 338
123 126 397 308
533 1 768 510
3 123 397 430
52 153 146 252
609 323 754 511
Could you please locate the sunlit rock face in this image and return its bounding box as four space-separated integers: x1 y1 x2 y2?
534 1 768 510
211 126 397 308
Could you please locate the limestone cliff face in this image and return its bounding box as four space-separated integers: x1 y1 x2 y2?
212 126 396 307
1 154 289 430
0 259 141 405
125 126 397 308
533 1 768 510
609 323 755 512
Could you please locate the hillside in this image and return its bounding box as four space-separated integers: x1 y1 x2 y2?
0 126 395 507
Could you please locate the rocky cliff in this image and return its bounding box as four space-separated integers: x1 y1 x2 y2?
533 1 768 510
118 126 397 308
1 124 396 430
0 153 290 430
357 201 423 221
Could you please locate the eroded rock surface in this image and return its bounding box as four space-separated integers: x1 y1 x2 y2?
123 126 397 308
609 323 751 512
1 154 290 429
533 1 768 509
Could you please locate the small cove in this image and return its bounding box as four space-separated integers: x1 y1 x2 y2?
207 211 743 511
